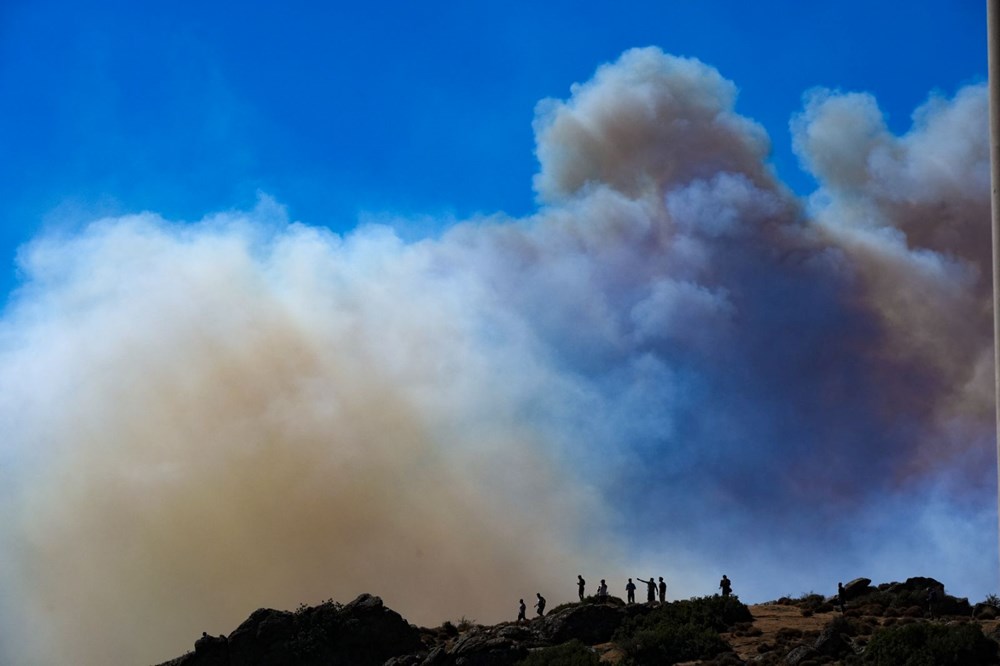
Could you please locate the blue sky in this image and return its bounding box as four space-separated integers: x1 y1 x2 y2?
0 1 986 300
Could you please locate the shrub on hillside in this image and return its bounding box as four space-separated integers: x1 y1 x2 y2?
611 596 748 665
857 588 926 611
516 640 600 666
616 595 751 636
456 616 477 631
851 587 971 617
618 622 729 665
863 621 999 665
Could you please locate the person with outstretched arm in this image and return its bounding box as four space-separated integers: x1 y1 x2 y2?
637 577 656 604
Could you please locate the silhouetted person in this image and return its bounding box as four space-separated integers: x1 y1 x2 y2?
517 598 526 623
535 592 546 617
836 582 846 613
926 587 938 618
719 575 732 598
598 579 608 599
625 578 636 604
638 577 656 603
578 575 586 601
658 577 667 603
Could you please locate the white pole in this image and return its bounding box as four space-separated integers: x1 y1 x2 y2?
988 0 1000 585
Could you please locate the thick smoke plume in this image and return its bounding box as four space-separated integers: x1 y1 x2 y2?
0 48 993 665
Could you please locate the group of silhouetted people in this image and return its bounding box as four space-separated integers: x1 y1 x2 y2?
594 575 667 606
517 593 546 622
624 576 668 604
519 573 737 621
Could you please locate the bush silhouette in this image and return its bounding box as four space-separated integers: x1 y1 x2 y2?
612 595 748 664
863 621 999 665
848 586 971 617
618 623 729 665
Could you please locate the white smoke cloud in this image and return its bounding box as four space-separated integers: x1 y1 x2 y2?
0 205 614 665
533 48 774 202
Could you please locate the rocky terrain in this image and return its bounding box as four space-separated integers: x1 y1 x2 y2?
154 577 1000 665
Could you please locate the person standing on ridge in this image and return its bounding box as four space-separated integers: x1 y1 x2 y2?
517 599 526 623
638 577 656 604
598 579 608 599
658 577 667 603
719 575 732 598
535 593 546 617
625 578 636 604
577 575 586 601
926 587 938 619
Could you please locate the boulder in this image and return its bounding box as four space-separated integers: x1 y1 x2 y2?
974 603 999 620
331 593 424 660
878 578 972 616
448 627 530 666
539 602 627 644
934 595 973 617
813 617 854 658
842 578 874 600
419 646 448 666
384 656 425 666
890 577 944 593
227 608 296 663
784 644 820 665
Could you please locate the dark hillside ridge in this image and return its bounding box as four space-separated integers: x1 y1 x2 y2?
154 577 1000 665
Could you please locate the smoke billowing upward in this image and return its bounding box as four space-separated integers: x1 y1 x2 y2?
0 47 993 665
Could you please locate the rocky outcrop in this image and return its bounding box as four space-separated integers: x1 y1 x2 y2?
812 616 855 659
445 626 533 666
157 596 643 666
784 644 820 665
163 594 422 666
841 577 874 600
417 600 638 666
539 600 631 644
